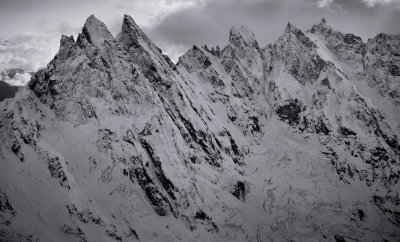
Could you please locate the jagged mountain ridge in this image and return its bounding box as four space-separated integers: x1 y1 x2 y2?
0 15 399 241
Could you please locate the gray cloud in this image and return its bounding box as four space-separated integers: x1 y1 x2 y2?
0 33 59 71
357 0 400 7
0 33 60 85
1 72 31 86
317 0 400 9
142 0 400 61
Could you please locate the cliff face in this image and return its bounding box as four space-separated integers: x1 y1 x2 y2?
0 15 399 241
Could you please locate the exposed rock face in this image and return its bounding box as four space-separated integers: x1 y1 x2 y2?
309 19 400 135
0 16 399 241
364 33 400 104
310 19 366 76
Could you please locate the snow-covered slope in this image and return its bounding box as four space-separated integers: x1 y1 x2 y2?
0 15 399 241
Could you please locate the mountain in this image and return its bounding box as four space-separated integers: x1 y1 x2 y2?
0 15 399 241
0 81 19 102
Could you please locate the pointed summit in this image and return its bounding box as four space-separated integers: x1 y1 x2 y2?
120 14 143 42
116 14 169 78
117 14 155 52
277 21 316 51
283 22 305 37
122 14 141 31
229 25 259 49
310 17 332 34
282 22 304 37
60 35 74 47
81 15 115 50
57 35 76 60
285 22 293 33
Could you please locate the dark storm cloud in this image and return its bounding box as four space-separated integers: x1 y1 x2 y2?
144 0 400 61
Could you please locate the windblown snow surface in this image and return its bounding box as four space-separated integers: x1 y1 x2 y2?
0 16 399 241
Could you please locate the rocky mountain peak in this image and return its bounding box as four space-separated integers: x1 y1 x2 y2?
277 22 316 51
308 18 366 78
364 32 400 106
122 14 140 32
228 25 259 49
81 15 115 51
60 34 74 47
119 14 143 45
283 22 306 39
284 22 293 33
280 22 316 49
272 22 325 85
117 14 175 87
309 17 364 49
57 35 78 61
309 18 333 35
118 14 159 53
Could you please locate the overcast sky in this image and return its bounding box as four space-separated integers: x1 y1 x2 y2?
1 0 400 85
